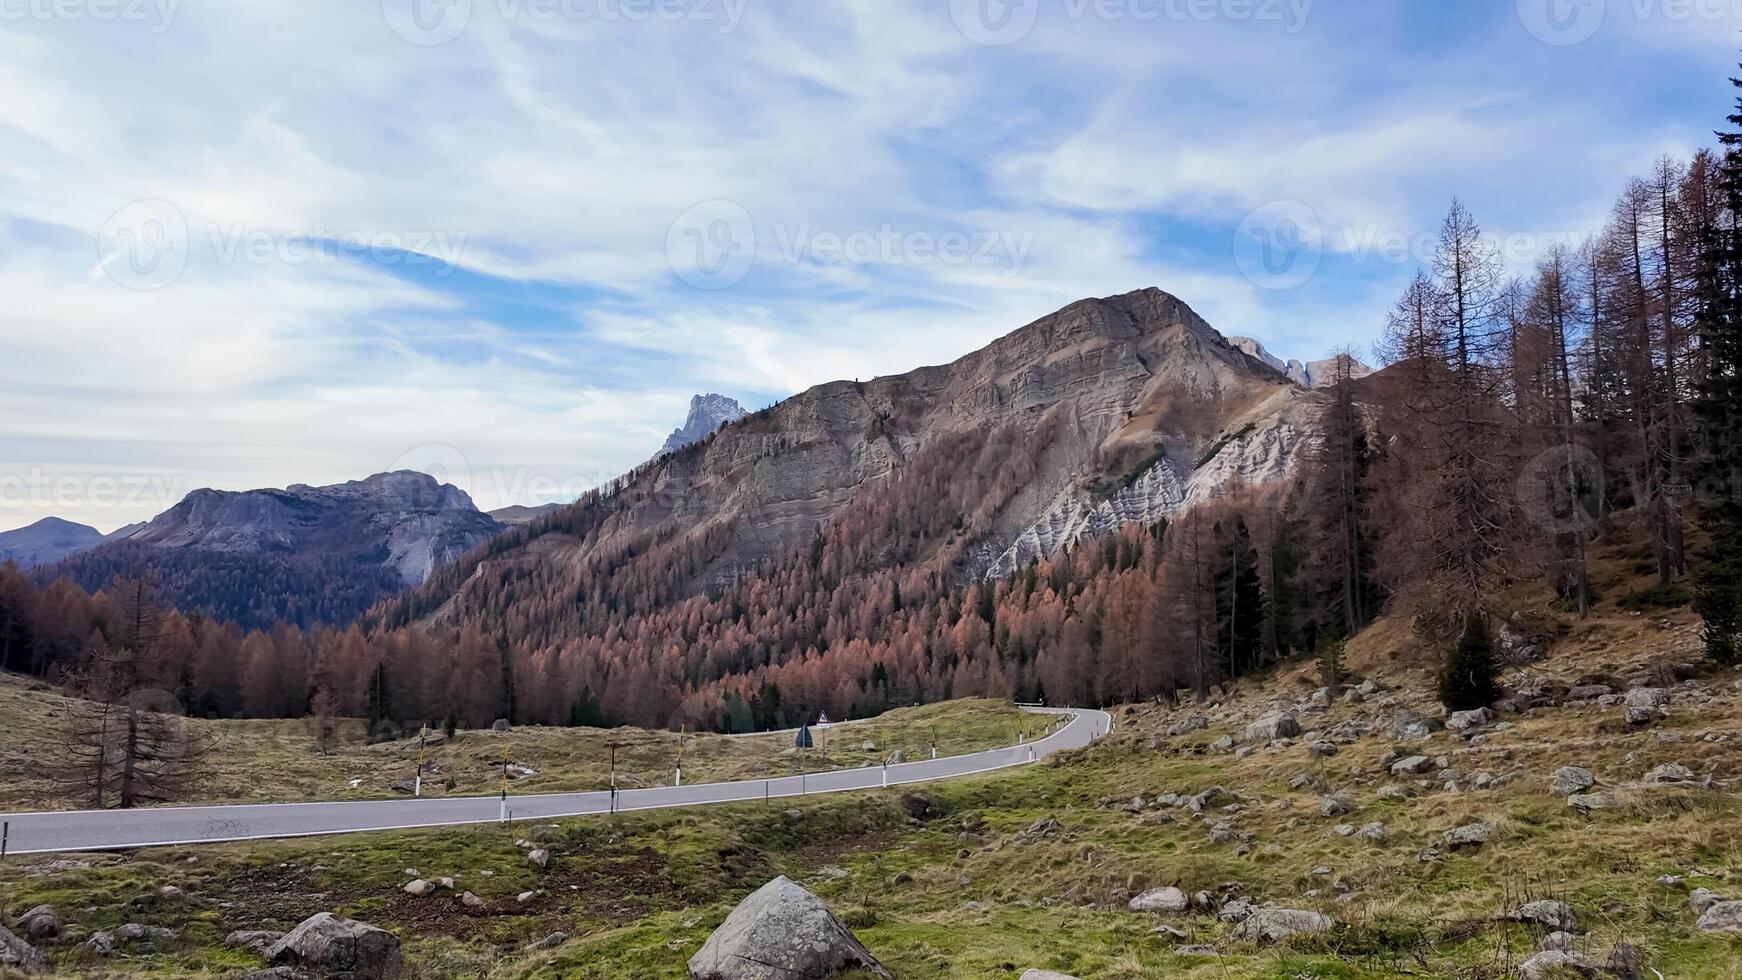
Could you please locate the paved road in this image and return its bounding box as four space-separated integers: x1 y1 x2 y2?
0 706 1111 855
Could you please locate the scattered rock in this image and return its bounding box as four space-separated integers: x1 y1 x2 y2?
1019 972 1081 980
11 906 60 942
1536 931 1577 952
1567 791 1618 811
1655 875 1686 890
1691 888 1724 913
1697 901 1742 933
265 913 404 980
1437 822 1496 851
1355 822 1389 843
1623 688 1670 725
888 750 907 765
1446 707 1493 732
525 932 569 951
1320 793 1357 817
1550 767 1595 796
1176 944 1218 956
1016 817 1063 843
1518 950 1599 979
687 876 891 980
528 849 551 869
1307 740 1338 758
0 925 47 974
1390 755 1432 776
1128 887 1189 914
491 719 511 732
1642 763 1696 785
158 885 184 899
1506 900 1577 931
459 892 484 909
403 879 436 897
1232 908 1336 943
1244 713 1300 742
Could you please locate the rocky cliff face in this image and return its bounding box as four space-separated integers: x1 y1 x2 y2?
0 517 106 568
1229 336 1373 389
661 394 749 455
405 288 1321 625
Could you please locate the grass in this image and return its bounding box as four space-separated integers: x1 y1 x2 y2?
0 688 1032 810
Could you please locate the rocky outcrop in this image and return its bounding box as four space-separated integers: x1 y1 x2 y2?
1228 336 1373 389
688 876 890 980
662 394 749 455
265 913 403 980
0 924 47 974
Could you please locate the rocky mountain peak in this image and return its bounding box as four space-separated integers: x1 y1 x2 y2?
661 393 749 455
0 516 106 568
1229 337 1373 389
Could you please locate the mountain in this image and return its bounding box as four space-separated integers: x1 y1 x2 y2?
1229 336 1373 389
46 471 502 629
489 503 565 525
383 288 1319 646
660 393 749 455
0 517 107 568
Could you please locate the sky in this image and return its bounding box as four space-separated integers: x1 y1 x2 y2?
0 0 1736 532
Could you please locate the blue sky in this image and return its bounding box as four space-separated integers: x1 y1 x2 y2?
0 0 1736 531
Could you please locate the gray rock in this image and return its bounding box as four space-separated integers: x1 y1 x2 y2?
1128 887 1189 913
1506 900 1577 931
265 913 404 980
403 879 436 897
528 848 550 869
226 930 288 955
1355 821 1389 843
1623 688 1670 725
525 932 569 951
1654 875 1685 890
687 876 890 980
888 750 907 764
1550 767 1596 796
1697 900 1742 933
1244 713 1300 742
1232 908 1336 942
1535 931 1577 952
1177 944 1218 956
1320 793 1357 817
0 925 47 974
1437 822 1496 851
491 719 511 732
1642 763 1696 784
1307 740 1338 758
459 892 484 909
1690 888 1724 913
1019 972 1081 980
1568 684 1613 700
1446 707 1493 732
1606 942 1643 980
1391 755 1432 776
1567 791 1617 811
11 906 60 942
1518 950 1599 979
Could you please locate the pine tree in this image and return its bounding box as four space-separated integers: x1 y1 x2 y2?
1694 66 1742 665
1438 616 1500 711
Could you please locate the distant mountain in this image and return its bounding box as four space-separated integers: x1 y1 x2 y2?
0 517 107 568
1229 336 1373 389
489 503 565 525
44 471 502 629
660 393 748 455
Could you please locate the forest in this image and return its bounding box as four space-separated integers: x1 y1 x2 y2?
2 75 1739 751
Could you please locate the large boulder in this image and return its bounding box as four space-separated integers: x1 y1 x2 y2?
0 924 47 974
688 876 891 980
1550 767 1595 796
1438 821 1496 851
1506 900 1577 931
1128 887 1189 913
1623 688 1670 725
1232 908 1336 942
12 906 60 942
1244 713 1300 742
265 913 403 980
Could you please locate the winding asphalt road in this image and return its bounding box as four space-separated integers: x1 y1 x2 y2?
0 706 1111 855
